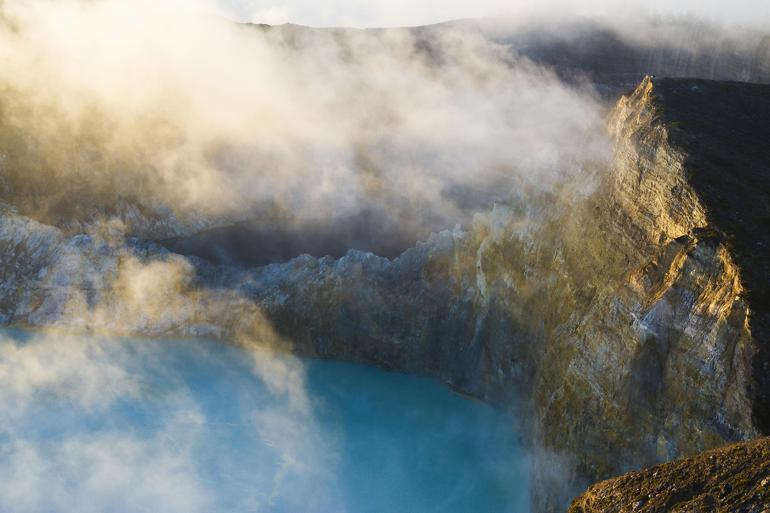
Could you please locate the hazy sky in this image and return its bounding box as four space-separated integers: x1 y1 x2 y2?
218 0 770 27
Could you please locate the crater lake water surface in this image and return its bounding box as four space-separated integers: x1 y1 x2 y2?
0 329 529 513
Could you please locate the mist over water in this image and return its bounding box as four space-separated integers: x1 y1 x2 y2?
0 329 529 513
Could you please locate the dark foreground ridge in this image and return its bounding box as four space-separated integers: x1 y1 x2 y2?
569 437 770 513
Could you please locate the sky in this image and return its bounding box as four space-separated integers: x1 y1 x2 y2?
218 0 770 27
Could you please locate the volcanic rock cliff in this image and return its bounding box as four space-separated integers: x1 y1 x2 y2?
250 77 768 509
0 76 768 511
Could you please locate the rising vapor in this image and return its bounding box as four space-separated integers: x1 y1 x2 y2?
0 0 609 244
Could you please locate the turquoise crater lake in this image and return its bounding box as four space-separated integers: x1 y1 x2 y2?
0 329 529 513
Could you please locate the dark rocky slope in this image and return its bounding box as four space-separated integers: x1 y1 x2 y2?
488 17 770 97
569 437 770 513
258 18 770 97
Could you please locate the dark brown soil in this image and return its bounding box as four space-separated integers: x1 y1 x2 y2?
569 437 770 513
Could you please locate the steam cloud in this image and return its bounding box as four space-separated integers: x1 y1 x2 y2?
0 328 336 513
0 327 528 513
0 0 609 242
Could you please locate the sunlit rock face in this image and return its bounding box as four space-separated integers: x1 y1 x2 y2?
522 77 766 507
1 76 767 511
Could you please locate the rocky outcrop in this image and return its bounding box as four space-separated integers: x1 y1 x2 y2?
569 437 770 513
0 76 767 512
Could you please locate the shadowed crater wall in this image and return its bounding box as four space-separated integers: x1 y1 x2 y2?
158 209 451 265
